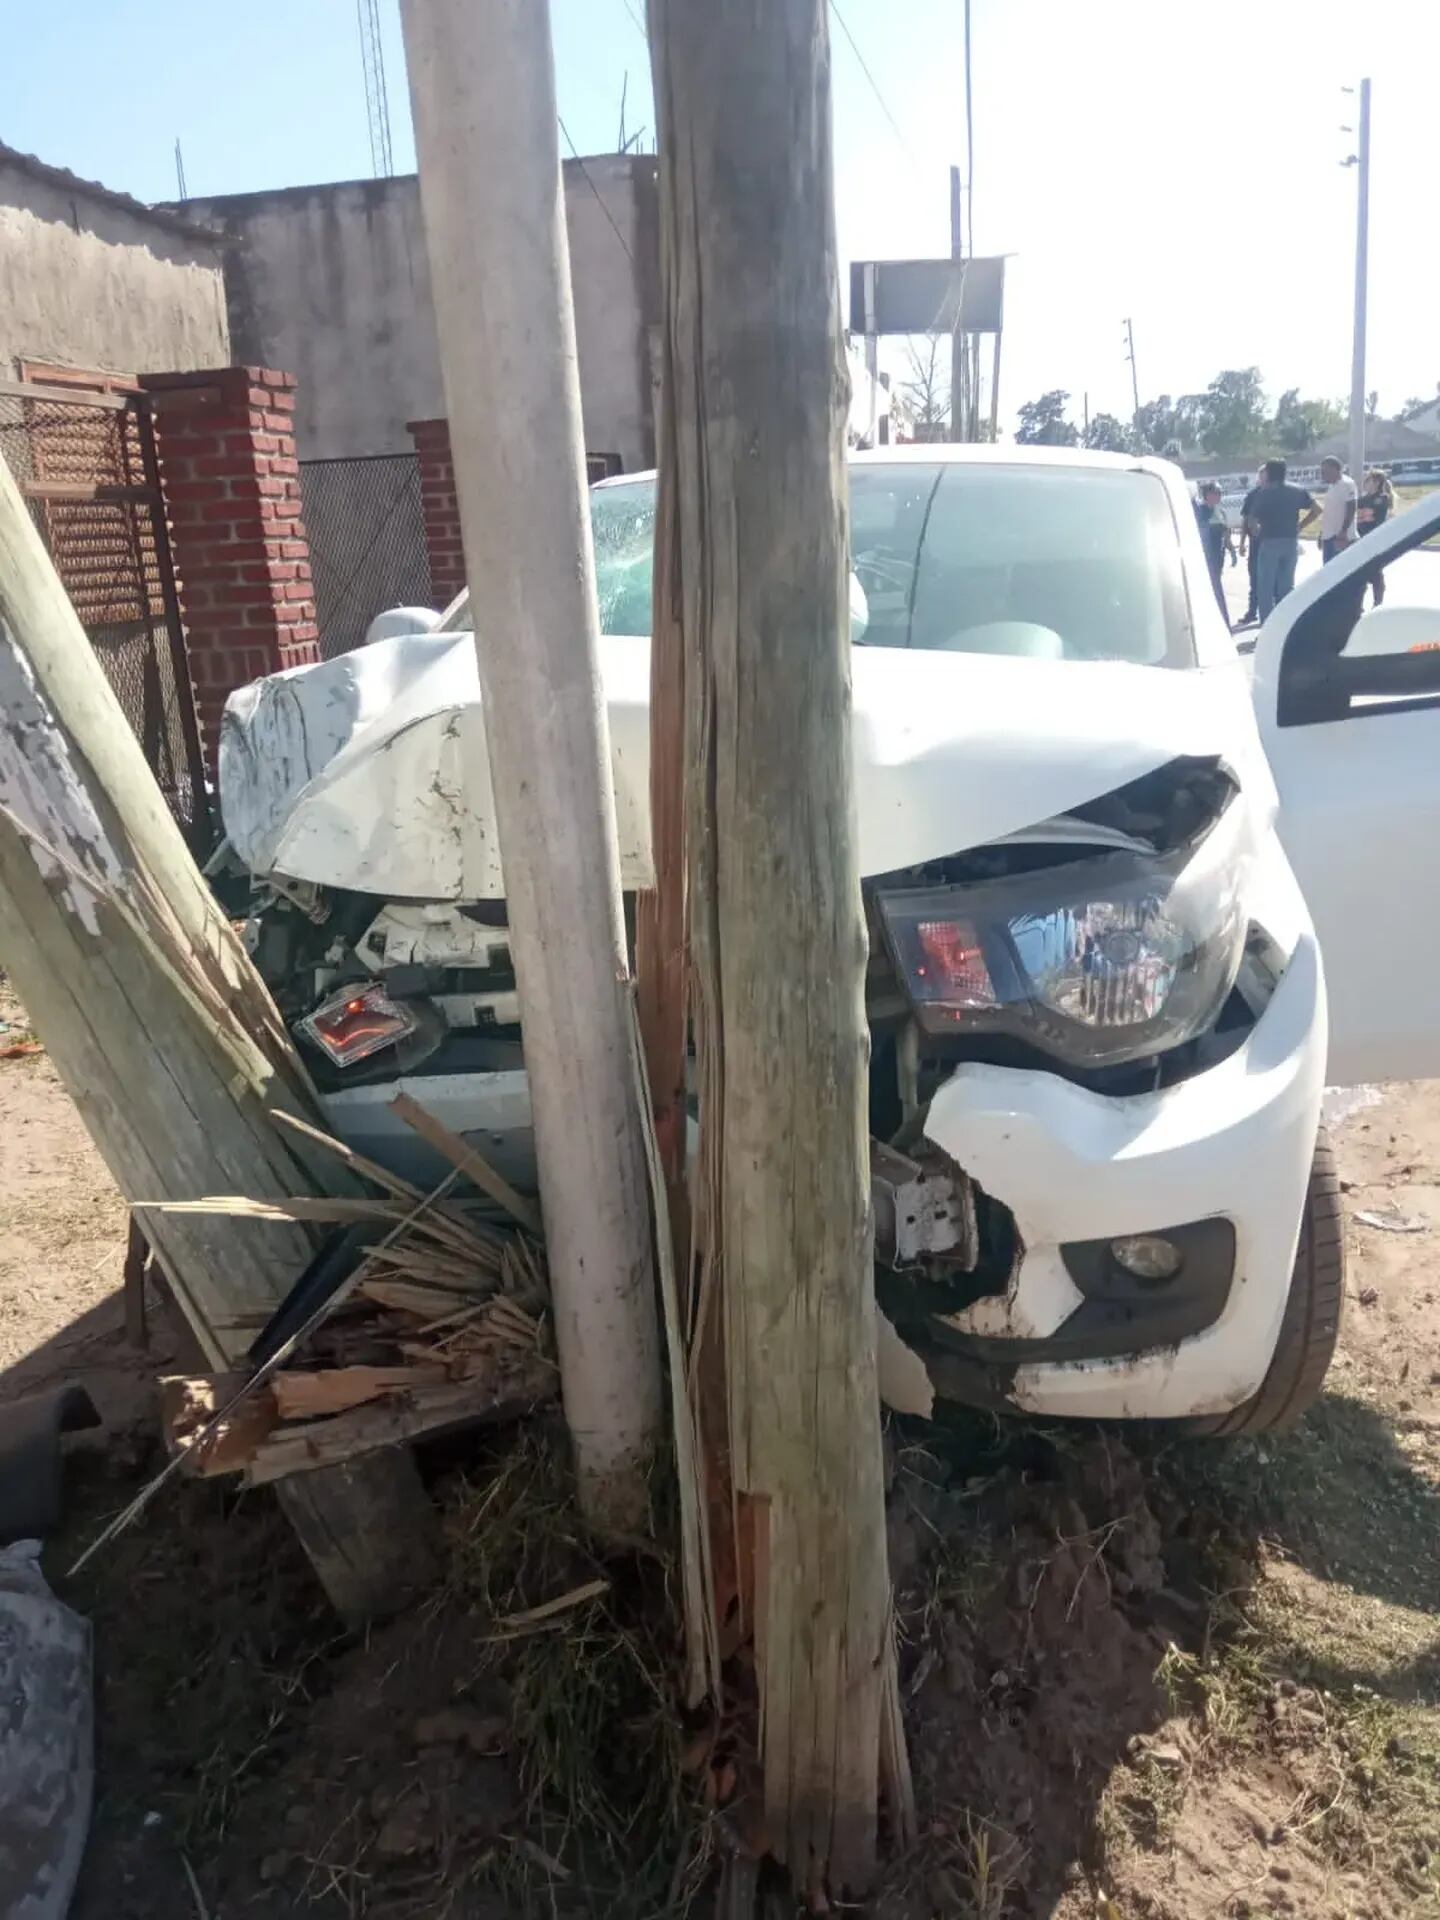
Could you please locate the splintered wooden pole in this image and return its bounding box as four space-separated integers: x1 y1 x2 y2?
650 0 910 1893
401 0 662 1535
0 452 437 1625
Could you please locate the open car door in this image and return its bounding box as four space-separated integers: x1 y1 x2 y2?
1253 490 1440 1085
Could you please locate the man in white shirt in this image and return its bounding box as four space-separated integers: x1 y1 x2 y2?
1318 456 1358 562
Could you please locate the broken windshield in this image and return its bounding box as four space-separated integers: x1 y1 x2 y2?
443 462 1196 667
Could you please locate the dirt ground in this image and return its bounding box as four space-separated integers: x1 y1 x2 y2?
1 1000 1437 1918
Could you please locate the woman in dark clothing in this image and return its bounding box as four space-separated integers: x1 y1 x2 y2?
1357 469 1396 605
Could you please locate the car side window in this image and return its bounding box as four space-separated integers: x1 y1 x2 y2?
1276 510 1440 726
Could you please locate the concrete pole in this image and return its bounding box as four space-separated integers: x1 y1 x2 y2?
399 0 661 1534
1348 78 1371 487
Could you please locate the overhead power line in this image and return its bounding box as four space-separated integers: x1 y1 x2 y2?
828 0 917 167
558 116 636 266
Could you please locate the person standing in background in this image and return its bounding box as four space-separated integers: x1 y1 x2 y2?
1236 466 1265 628
1317 455 1358 562
1251 459 1319 619
1193 481 1235 625
1357 467 1396 605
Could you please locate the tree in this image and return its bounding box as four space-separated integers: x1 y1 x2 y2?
1171 393 1212 451
1198 367 1268 458
1083 411 1131 452
1134 394 1180 454
899 334 949 434
1015 389 1078 446
1272 387 1345 454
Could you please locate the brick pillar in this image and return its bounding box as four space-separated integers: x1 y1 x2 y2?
140 366 321 761
408 417 466 606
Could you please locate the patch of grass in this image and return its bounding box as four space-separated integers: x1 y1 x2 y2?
1137 1411 1440 1908
890 1807 1028 1920
432 1425 712 1919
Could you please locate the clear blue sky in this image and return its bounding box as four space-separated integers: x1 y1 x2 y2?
4 0 1435 433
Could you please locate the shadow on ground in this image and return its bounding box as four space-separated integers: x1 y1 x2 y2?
873 1389 1440 1917
7 1275 1437 1919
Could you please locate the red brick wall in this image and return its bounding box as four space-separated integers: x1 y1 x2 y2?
407 417 465 606
141 366 320 762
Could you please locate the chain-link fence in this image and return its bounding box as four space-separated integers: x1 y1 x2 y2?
300 454 434 660
0 383 209 843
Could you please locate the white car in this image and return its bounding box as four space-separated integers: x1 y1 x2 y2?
218 447 1440 1433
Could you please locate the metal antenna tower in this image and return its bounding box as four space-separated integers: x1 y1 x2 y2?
358 0 395 177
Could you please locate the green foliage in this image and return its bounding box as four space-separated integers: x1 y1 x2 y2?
1134 394 1180 454
1015 389 1079 446
1022 368 1370 463
1082 412 1136 453
1273 386 1346 453
1082 411 1131 453
1198 366 1268 457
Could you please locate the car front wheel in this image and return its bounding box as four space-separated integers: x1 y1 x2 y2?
1184 1129 1345 1437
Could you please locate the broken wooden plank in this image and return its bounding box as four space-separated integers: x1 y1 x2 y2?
389 1091 543 1234
137 1195 405 1227
271 1363 448 1422
360 1277 493 1320
245 1355 556 1484
160 1372 280 1477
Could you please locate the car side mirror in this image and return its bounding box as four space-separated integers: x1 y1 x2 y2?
1340 604 1440 661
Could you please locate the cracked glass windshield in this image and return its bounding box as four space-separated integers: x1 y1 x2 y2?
447 462 1195 665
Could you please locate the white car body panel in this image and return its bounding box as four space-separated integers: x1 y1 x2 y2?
916 938 1324 1419
222 634 1263 896
222 451 1440 1425
1252 491 1440 1084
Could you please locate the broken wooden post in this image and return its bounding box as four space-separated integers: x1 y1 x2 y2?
399 0 662 1536
0 451 437 1624
650 0 910 1892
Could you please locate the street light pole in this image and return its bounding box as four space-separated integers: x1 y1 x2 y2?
1347 78 1372 485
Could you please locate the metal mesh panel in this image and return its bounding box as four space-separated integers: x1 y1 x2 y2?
0 388 206 838
300 454 433 660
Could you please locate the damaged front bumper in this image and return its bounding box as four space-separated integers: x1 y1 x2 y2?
876 933 1327 1424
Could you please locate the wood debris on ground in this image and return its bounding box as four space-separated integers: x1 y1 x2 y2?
155 1097 556 1485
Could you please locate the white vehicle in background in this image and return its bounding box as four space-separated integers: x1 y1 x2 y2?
217 449 1440 1433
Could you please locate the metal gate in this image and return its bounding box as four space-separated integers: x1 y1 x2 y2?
299 453 432 660
0 375 210 846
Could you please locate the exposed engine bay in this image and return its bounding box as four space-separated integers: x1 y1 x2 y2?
236 753 1283 1411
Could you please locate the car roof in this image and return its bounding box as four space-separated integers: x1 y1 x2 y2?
593 443 1172 489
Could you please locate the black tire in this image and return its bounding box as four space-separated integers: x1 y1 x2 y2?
1183 1128 1346 1437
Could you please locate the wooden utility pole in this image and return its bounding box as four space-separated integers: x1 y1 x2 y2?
0 455 436 1624
399 0 662 1536
649 0 909 1893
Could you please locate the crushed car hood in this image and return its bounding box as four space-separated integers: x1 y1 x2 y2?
219 631 1263 899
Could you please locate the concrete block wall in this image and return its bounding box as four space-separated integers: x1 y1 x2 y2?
142 366 320 758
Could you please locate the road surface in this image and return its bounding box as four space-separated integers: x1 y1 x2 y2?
1222 535 1440 628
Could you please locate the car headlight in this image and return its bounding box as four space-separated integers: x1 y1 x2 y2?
876 800 1249 1069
